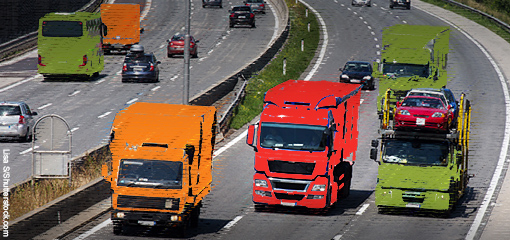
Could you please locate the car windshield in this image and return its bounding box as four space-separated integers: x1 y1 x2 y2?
259 122 327 151
382 63 429 78
408 92 447 105
117 159 183 189
382 140 449 166
124 54 152 63
344 62 370 72
247 0 263 3
0 106 21 116
401 97 444 109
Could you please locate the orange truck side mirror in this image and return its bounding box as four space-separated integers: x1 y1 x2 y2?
102 164 111 182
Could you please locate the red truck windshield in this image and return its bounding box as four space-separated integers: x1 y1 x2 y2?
260 122 327 151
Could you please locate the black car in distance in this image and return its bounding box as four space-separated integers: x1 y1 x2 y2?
229 6 256 28
339 61 375 90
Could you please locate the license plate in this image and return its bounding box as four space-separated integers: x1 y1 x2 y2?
138 220 155 226
406 202 421 208
281 201 296 207
133 67 145 72
0 126 10 131
350 79 361 83
416 118 425 126
238 16 246 18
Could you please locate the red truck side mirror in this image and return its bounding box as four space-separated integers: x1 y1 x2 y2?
246 124 258 151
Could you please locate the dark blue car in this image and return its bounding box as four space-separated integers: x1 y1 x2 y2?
339 61 375 90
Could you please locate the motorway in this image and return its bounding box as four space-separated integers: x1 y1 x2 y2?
2 0 509 239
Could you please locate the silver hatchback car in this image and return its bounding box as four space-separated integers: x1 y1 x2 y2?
0 102 38 142
244 0 266 14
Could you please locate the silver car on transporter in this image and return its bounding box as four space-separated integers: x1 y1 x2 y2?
0 101 38 142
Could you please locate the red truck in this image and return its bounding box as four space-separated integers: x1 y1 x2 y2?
246 80 361 209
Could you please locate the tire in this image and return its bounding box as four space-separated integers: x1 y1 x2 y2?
19 131 30 143
335 162 352 199
190 205 200 228
168 53 173 58
113 222 123 235
254 204 266 212
192 52 198 58
406 5 411 10
389 4 394 9
251 22 256 28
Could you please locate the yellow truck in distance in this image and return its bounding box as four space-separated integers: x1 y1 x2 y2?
102 102 216 236
100 3 141 54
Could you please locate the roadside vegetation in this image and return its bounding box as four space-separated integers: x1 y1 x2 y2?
9 147 110 221
421 0 510 42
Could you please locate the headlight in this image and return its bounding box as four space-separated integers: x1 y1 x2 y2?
432 112 445 118
398 110 410 115
255 179 268 187
311 184 326 191
363 75 371 80
115 212 125 218
171 215 180 221
341 74 349 79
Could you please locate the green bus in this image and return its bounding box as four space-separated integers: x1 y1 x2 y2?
375 24 450 113
38 12 107 79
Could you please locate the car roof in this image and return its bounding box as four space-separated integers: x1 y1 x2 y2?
232 5 252 9
345 61 371 65
0 101 25 106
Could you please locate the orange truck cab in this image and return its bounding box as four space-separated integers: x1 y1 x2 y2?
100 3 141 53
102 102 216 235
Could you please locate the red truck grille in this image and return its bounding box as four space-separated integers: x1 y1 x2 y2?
268 160 315 175
271 181 307 191
117 195 180 210
274 193 305 201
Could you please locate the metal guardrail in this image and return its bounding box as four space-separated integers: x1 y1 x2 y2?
441 0 510 34
0 0 103 62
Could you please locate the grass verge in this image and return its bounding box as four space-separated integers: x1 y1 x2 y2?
420 0 510 42
9 146 111 221
229 0 320 129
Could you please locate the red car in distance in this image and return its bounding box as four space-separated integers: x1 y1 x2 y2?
394 95 454 132
167 34 199 58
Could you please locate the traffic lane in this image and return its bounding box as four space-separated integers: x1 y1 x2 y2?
313 1 505 240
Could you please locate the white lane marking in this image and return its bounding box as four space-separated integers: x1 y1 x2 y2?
71 127 79 132
126 98 138 105
37 103 52 110
374 38 378 42
151 86 161 91
360 99 364 104
403 20 407 24
170 75 179 82
412 6 510 240
301 0 328 81
213 130 248 158
0 74 40 93
333 235 342 240
371 31 375 35
222 215 243 230
159 44 165 49
140 0 152 20
20 146 40 155
208 49 214 55
340 3 344 6
377 51 380 55
69 90 81 96
356 203 370 215
367 26 372 30
359 16 363 20
347 7 351 11
267 1 280 48
98 111 112 119
353 12 358 15
95 79 106 85
116 70 122 75
364 21 368 25
376 44 380 48
73 218 112 240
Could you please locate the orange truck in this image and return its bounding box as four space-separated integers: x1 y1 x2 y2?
100 3 141 54
102 102 216 235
